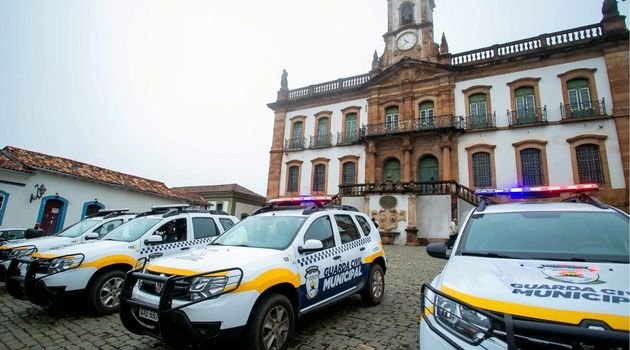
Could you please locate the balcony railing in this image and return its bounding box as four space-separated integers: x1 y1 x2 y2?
284 137 306 151
508 107 547 126
310 134 332 148
287 73 371 101
336 131 360 145
361 115 464 137
464 112 496 130
560 99 607 120
451 23 603 66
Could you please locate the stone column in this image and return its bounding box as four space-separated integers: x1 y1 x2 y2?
441 144 451 180
367 141 377 183
406 194 419 246
401 137 412 182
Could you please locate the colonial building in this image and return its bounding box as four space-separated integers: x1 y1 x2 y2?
266 0 629 245
171 184 266 219
0 146 205 234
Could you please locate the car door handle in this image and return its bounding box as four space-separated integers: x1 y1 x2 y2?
333 255 341 260
180 247 190 251
360 247 366 251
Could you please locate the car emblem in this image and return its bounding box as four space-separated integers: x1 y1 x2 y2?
155 273 166 293
540 264 604 284
305 266 320 300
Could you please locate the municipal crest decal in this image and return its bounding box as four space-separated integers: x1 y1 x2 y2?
305 266 320 300
540 264 604 284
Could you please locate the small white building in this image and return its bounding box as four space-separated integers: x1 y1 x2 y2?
0 146 204 234
171 184 266 219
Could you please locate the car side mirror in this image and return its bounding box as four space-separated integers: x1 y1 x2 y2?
84 232 99 241
298 239 324 254
144 235 163 246
426 242 449 260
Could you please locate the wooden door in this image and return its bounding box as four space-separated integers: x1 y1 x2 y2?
41 199 63 235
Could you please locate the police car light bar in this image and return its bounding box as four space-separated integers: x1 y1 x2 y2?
151 204 190 210
475 184 599 196
268 196 333 206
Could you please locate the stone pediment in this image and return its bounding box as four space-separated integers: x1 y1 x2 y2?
368 58 453 87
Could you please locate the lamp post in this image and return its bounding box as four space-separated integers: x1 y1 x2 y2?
29 184 47 203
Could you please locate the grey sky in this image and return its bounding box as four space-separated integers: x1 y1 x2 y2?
0 0 626 196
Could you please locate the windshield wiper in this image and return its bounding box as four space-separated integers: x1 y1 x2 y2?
461 251 520 259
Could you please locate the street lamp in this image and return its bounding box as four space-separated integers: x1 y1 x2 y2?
29 184 47 203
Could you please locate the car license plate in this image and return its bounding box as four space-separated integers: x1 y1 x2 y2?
138 307 159 322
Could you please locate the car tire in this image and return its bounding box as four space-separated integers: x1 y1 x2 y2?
361 264 385 306
88 269 126 315
245 293 295 350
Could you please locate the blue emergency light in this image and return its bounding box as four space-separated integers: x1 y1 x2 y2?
475 184 599 197
268 196 333 206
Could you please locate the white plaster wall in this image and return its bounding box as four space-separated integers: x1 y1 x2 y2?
367 194 409 246
281 98 368 196
340 196 365 214
457 199 475 224
454 58 613 125
0 171 180 229
416 195 451 239
235 202 261 218
457 120 624 189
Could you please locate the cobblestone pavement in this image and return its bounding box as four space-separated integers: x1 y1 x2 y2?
0 245 446 350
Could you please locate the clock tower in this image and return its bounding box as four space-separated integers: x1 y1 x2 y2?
379 0 439 68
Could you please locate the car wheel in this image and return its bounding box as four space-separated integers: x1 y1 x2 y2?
88 269 126 315
245 293 295 350
361 264 384 306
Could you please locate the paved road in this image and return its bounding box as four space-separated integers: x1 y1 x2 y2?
0 246 446 350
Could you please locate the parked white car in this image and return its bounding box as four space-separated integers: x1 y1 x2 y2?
6 205 238 315
120 196 387 350
420 184 629 349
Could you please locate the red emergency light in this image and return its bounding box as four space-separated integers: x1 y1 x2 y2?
475 184 599 197
268 196 333 207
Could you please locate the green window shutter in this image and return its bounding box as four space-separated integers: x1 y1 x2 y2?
383 159 401 182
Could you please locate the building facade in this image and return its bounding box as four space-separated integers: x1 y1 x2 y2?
0 146 203 234
266 0 629 245
171 184 266 219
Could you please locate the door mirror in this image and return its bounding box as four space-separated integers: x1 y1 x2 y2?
144 235 163 246
84 232 99 241
426 242 449 260
298 239 324 254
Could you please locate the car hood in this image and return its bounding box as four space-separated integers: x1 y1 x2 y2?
1 236 74 251
146 245 284 276
439 256 630 331
32 239 129 259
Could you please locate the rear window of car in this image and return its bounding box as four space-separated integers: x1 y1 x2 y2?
193 218 219 239
355 216 372 236
219 218 236 231
461 211 629 263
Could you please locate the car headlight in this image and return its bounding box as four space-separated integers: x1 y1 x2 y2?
434 294 492 343
48 255 84 274
9 246 37 259
188 276 229 300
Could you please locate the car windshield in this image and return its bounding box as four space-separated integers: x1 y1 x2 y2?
212 216 306 250
103 218 161 242
57 219 101 238
460 211 629 263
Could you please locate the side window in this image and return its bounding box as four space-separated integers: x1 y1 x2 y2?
155 218 187 244
94 219 123 238
335 215 360 244
219 218 236 231
303 216 335 250
355 216 372 236
193 217 219 239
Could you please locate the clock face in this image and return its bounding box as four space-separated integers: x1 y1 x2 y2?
397 32 417 51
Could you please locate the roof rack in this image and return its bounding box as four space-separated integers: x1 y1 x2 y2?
86 208 132 218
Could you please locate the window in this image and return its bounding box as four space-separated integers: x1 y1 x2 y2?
286 160 303 194
383 158 401 182
355 216 372 236
417 155 439 182
400 1 414 25
94 220 123 238
469 94 488 128
290 119 304 149
575 144 604 184
419 101 434 128
193 217 219 239
342 162 356 185
567 79 593 117
472 152 492 187
335 215 361 244
216 202 224 211
558 68 600 119
316 117 330 147
0 191 7 226
156 218 187 243
567 134 609 186
513 140 548 187
304 216 335 250
219 218 236 231
385 107 399 131
313 164 326 192
344 112 358 143
515 87 536 122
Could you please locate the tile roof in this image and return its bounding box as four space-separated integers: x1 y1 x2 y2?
0 151 32 173
171 183 265 200
1 146 203 204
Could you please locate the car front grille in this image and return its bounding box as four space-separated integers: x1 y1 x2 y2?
138 271 193 300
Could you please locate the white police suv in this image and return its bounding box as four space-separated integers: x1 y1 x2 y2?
420 184 629 350
0 209 135 282
6 205 238 314
120 196 387 350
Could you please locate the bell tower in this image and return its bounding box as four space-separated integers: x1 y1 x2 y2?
380 0 439 68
